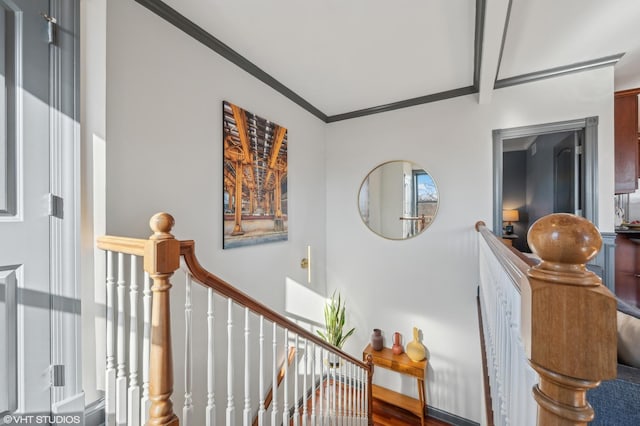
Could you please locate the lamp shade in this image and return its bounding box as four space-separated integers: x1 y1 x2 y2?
503 209 519 222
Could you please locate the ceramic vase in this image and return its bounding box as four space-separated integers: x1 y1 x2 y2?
371 329 383 351
406 327 426 362
392 332 404 355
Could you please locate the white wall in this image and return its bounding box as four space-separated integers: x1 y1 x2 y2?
325 67 614 422
104 1 327 423
98 1 615 423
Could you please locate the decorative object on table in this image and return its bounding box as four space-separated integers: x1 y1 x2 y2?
392 332 404 355
406 327 427 362
371 329 384 351
222 100 289 249
502 209 519 235
317 291 356 350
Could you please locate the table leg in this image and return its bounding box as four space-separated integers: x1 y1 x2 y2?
417 378 425 426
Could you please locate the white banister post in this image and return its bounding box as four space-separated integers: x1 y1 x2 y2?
311 343 316 426
183 273 193 425
140 272 151 426
243 307 251 426
227 298 235 426
127 255 140 426
105 251 116 425
116 252 127 425
294 334 300 426
319 347 325 423
283 329 290 426
258 316 265 426
206 288 216 426
271 322 279 425
302 339 309 426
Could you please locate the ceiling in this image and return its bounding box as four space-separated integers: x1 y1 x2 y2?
143 0 640 121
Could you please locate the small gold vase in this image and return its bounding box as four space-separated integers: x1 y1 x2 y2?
406 327 426 362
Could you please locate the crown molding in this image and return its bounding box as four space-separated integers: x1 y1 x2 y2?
134 0 328 122
494 53 624 89
133 0 622 123
326 86 477 123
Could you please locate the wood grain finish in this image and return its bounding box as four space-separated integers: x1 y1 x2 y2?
144 213 180 426
525 214 616 424
363 345 426 426
477 214 617 425
615 233 640 307
615 90 639 193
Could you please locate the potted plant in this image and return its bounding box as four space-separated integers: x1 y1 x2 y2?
317 291 356 366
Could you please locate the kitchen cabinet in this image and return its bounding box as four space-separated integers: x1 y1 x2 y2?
615 232 640 307
614 89 640 193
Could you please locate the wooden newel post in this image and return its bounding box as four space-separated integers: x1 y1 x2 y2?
366 354 374 426
523 214 617 425
145 213 180 426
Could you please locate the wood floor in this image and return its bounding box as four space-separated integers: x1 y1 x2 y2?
372 398 451 426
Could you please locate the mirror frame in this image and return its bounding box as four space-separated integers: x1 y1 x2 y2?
358 160 439 240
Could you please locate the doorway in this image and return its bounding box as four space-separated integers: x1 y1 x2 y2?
493 117 599 251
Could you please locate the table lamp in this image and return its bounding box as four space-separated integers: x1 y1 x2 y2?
503 209 519 235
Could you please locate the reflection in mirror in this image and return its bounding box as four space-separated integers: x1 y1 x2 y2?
358 161 438 240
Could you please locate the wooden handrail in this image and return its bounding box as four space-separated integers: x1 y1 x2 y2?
475 220 531 292
99 212 373 426
476 214 617 425
97 235 146 256
180 239 371 370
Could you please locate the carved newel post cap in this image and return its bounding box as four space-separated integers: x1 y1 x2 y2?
528 213 601 266
149 212 175 237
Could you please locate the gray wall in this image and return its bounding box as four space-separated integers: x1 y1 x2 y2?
503 151 528 251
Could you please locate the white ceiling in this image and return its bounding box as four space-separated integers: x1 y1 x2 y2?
158 0 640 118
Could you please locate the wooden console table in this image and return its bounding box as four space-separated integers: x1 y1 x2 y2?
363 344 427 426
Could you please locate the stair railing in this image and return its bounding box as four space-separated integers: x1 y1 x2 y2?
476 213 617 425
97 212 373 426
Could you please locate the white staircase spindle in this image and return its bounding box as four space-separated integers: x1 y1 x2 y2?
227 298 235 426
283 329 290 426
311 343 317 426
116 252 127 425
347 362 352 423
302 339 309 426
206 288 216 426
140 272 151 426
243 307 251 426
105 251 116 425
271 323 279 425
294 335 300 426
183 273 194 425
332 357 337 424
319 347 325 424
127 255 140 426
258 316 265 426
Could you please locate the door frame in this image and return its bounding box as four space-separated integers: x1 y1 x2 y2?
492 116 599 235
49 0 83 416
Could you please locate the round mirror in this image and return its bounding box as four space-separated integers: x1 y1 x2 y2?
358 161 439 240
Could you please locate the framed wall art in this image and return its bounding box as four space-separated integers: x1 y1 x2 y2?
222 101 288 248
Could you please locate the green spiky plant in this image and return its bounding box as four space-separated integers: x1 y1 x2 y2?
317 291 356 349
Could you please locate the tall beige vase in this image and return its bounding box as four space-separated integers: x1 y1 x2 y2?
406 327 426 362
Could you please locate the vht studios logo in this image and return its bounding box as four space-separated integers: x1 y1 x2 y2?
3 415 81 424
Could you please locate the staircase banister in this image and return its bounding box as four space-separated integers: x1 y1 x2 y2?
476 214 618 425
475 221 532 291
179 239 370 370
97 235 147 256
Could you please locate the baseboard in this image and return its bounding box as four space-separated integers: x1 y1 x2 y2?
428 405 480 426
85 397 105 426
